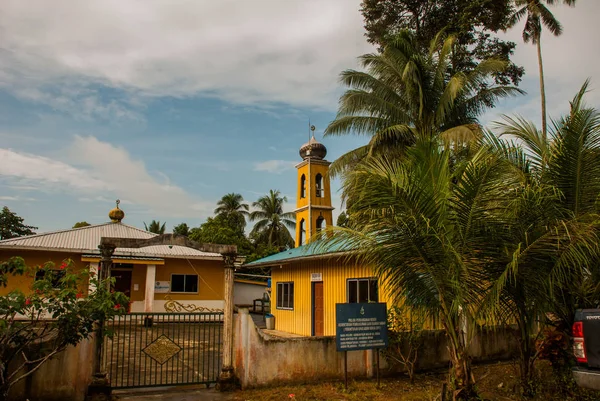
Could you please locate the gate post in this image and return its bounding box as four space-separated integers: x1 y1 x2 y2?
87 244 115 400
218 252 237 391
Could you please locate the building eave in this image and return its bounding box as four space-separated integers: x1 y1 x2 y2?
293 205 335 213
242 250 350 269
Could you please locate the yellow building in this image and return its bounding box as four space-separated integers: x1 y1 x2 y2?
0 204 228 312
245 137 391 337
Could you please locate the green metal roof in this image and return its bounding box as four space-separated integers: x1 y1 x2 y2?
243 240 353 267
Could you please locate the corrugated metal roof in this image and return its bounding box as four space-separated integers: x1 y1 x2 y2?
0 222 221 259
243 240 353 267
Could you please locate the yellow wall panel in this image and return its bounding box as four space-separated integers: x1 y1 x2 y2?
0 250 91 296
271 258 393 336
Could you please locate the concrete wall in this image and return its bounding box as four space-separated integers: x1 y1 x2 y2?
8 335 97 401
234 281 267 306
233 309 519 388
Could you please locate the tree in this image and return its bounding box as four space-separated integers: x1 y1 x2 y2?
144 220 166 234
324 30 523 177
336 211 350 227
189 215 254 256
0 207 37 240
322 138 516 398
508 0 576 141
484 82 600 395
249 190 295 249
214 193 249 232
0 257 128 400
361 0 524 86
72 221 91 229
173 223 190 237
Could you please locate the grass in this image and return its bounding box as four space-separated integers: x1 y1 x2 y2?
231 361 600 401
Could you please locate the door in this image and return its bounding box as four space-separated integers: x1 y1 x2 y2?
312 281 324 336
112 270 132 310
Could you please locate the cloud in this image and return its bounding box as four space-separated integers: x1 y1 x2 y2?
0 196 36 202
12 86 145 122
0 136 214 218
0 0 372 111
68 136 214 216
0 148 107 191
254 160 296 174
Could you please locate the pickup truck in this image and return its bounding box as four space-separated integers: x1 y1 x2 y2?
573 309 600 390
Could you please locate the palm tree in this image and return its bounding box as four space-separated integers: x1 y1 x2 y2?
214 193 249 232
144 220 166 234
322 138 517 398
324 30 523 176
508 0 576 141
249 190 295 249
483 81 600 395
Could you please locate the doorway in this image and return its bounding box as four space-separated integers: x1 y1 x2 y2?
111 269 132 311
312 281 324 336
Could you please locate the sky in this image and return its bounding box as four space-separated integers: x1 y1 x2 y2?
0 0 598 234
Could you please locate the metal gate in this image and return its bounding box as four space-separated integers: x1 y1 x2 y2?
104 312 223 389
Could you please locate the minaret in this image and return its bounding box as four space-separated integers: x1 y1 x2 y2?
294 128 334 247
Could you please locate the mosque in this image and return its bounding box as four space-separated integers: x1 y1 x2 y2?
245 135 393 336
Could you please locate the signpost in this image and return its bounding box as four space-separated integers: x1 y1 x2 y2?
336 303 388 389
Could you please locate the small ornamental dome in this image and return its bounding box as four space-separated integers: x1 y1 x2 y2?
299 135 327 160
108 199 125 223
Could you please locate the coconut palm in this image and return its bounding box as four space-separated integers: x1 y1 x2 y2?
508 0 576 141
324 29 523 176
214 193 249 232
249 190 295 249
144 220 166 234
322 137 518 399
482 81 600 395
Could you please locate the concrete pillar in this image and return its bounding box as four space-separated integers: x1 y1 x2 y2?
144 264 156 312
88 244 115 400
88 262 99 294
218 253 236 391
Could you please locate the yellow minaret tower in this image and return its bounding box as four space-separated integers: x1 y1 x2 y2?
294 127 334 247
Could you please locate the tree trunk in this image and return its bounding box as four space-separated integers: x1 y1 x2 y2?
536 36 547 144
448 347 476 400
517 315 537 398
520 353 537 398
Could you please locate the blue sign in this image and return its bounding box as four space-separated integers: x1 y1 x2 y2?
336 303 388 351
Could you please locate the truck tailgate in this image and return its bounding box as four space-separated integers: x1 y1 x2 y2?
576 309 600 368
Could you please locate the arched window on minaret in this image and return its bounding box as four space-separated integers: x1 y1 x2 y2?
299 219 306 245
315 173 323 198
316 216 326 232
300 174 306 198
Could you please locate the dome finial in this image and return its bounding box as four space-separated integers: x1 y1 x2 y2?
299 125 327 160
108 199 125 223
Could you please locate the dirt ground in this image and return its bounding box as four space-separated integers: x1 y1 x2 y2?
231 361 600 401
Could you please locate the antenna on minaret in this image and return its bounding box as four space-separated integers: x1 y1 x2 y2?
308 119 311 141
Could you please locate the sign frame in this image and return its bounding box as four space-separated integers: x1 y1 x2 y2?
310 273 323 282
154 281 170 293
336 302 388 389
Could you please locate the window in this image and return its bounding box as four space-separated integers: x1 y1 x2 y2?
315 174 323 197
300 174 306 198
299 219 306 245
347 278 378 303
316 216 325 232
171 274 199 293
35 270 66 289
276 282 294 309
